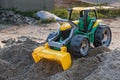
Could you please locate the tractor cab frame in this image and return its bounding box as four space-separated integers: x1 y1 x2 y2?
68 7 98 33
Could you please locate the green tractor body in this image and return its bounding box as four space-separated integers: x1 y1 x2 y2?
56 8 99 49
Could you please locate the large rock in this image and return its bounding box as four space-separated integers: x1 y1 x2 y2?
36 11 61 21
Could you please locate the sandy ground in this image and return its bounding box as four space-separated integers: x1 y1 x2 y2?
0 23 60 43
0 18 120 49
79 0 120 8
103 17 120 49
0 18 120 80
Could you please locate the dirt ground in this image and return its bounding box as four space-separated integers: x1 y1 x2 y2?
0 18 120 80
0 18 120 49
0 23 60 43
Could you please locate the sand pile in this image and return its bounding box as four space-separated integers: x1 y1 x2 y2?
0 37 63 80
0 37 119 80
50 47 110 80
85 48 120 80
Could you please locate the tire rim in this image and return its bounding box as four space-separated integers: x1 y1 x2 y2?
102 28 111 46
80 39 89 56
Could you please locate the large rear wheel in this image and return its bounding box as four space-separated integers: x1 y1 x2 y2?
93 25 112 47
70 35 90 57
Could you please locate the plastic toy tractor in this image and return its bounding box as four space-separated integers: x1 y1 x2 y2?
32 7 112 70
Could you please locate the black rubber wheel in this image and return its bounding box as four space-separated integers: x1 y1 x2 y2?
70 35 90 57
93 25 112 47
46 32 57 42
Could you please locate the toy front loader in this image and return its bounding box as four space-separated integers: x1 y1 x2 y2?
32 43 71 70
32 7 112 70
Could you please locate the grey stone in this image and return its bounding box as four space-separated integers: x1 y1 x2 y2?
0 10 38 25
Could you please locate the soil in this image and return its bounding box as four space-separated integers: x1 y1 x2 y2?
0 18 120 80
85 48 120 80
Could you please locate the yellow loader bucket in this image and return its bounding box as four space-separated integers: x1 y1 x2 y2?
32 43 71 70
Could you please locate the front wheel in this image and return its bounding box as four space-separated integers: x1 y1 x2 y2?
93 25 112 47
70 35 90 57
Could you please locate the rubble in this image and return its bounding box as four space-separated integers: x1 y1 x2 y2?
0 10 38 25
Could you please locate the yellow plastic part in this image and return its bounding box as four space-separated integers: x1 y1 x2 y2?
72 7 96 11
60 22 72 31
93 20 103 28
32 43 71 70
93 21 98 28
60 21 79 31
72 6 114 12
72 20 79 25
